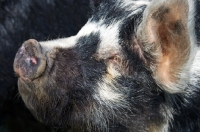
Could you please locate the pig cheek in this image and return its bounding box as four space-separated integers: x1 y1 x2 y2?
18 75 50 109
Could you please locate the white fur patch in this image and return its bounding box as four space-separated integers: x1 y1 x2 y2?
98 82 124 102
94 77 129 108
107 65 121 78
77 20 100 37
97 22 122 59
39 36 77 51
190 48 200 86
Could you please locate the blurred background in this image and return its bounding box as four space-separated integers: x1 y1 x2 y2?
0 0 199 132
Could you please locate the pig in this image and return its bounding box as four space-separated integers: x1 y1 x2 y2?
13 0 200 131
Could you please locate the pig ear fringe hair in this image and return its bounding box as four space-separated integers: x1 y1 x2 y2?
136 0 197 94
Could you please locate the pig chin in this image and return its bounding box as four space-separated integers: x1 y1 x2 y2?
16 70 69 126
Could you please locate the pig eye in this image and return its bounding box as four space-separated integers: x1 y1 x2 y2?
108 56 118 61
106 55 122 64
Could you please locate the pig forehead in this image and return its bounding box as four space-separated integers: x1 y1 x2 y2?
40 0 147 51
77 0 148 36
77 20 121 53
75 0 148 45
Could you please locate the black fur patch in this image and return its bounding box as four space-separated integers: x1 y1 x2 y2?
76 33 100 59
119 6 147 70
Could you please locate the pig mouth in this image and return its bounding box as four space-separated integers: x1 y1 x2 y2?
14 39 47 81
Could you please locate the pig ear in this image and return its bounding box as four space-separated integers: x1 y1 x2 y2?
137 0 195 93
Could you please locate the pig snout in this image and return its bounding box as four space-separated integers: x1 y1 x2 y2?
14 39 46 81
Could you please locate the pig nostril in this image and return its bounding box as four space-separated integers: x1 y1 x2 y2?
25 57 38 66
14 39 46 81
30 57 38 65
